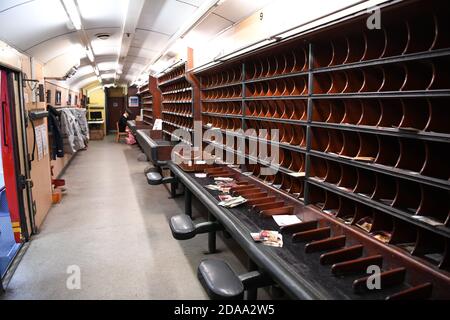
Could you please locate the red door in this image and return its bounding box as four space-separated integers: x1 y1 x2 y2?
0 70 21 242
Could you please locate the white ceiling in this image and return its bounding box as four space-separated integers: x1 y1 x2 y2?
0 0 273 89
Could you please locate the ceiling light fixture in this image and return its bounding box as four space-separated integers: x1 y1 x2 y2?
95 33 111 40
114 0 132 86
61 0 82 30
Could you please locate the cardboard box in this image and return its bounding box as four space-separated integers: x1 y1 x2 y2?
90 129 104 140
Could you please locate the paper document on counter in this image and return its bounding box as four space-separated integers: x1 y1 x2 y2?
218 196 247 208
272 215 302 227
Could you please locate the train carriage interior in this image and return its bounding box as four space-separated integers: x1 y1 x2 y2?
0 0 449 306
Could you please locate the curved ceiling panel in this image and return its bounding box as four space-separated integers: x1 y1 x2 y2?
85 83 103 95
77 0 126 29
66 68 96 87
178 0 206 6
123 63 146 74
27 34 81 64
92 45 119 57
87 27 121 56
132 30 169 56
100 72 115 79
213 0 273 23
188 12 232 42
0 0 69 51
97 61 117 71
0 0 33 12
137 0 200 36
127 45 158 60
125 55 148 63
72 77 99 90
73 64 94 78
93 54 119 64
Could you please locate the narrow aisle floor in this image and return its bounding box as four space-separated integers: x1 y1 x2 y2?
2 136 246 299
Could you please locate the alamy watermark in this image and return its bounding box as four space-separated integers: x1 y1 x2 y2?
366 6 381 30
366 265 382 290
66 265 81 290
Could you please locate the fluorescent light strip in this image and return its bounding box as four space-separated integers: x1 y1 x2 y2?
114 0 130 84
62 0 82 30
86 47 94 62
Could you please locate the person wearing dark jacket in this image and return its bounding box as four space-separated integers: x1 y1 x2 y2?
118 110 130 132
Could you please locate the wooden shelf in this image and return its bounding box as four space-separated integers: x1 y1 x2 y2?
192 0 450 297
158 74 186 87
162 111 193 118
157 60 196 140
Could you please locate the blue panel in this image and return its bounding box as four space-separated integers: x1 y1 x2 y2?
0 188 20 277
0 189 8 217
0 141 4 190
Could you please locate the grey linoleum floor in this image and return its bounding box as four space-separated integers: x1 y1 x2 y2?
1 135 252 300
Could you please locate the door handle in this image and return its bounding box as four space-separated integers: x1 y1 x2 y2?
1 101 7 147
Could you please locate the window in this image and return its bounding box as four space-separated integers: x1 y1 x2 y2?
55 90 61 105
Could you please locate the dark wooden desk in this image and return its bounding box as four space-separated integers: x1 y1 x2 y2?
167 161 450 300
